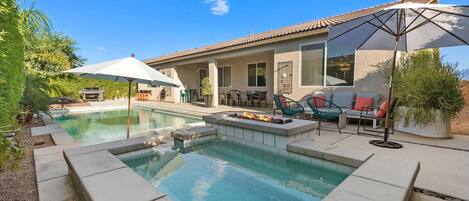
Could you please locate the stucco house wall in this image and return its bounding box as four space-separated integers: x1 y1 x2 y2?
139 33 393 105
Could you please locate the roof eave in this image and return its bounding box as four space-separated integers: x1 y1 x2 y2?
145 28 328 66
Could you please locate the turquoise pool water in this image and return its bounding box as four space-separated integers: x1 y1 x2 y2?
54 109 200 145
122 141 350 201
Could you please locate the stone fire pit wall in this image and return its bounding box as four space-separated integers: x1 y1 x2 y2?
203 113 317 154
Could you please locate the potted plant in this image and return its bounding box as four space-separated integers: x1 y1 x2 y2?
201 77 213 107
391 50 464 138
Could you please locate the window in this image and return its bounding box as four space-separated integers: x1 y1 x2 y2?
217 66 231 87
248 62 266 87
326 43 355 86
301 43 325 86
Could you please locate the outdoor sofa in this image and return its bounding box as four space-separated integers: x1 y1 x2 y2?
298 92 382 128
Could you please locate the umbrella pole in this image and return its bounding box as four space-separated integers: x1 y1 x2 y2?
369 37 403 149
126 80 132 139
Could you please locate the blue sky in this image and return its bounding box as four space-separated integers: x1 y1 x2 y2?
23 0 469 74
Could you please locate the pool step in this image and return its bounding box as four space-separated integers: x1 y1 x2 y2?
171 126 217 148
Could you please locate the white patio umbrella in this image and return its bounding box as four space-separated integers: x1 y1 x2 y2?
64 56 180 139
328 2 469 148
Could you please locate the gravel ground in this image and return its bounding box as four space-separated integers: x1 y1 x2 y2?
0 118 54 201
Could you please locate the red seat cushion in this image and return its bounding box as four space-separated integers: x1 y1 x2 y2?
313 96 326 108
354 97 374 111
278 96 288 108
376 100 390 118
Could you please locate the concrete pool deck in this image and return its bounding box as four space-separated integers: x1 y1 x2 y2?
313 130 469 200
33 101 469 201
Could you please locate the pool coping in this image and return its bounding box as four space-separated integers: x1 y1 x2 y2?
39 112 420 201
287 141 420 201
63 137 170 201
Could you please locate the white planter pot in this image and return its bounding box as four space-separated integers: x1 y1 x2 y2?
395 106 451 138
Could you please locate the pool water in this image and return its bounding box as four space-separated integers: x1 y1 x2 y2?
122 141 350 201
54 109 200 145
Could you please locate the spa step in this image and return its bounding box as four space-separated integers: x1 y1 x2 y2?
171 126 217 148
287 141 374 167
324 156 420 201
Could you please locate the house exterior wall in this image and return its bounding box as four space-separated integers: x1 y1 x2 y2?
216 51 275 104
140 33 394 105
272 34 393 101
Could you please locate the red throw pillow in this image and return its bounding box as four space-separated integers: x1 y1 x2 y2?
278 96 288 107
313 96 326 108
354 97 374 111
376 100 390 118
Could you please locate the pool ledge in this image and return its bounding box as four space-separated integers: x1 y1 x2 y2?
63 137 169 201
287 141 420 201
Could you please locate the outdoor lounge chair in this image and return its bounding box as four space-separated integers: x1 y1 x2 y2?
306 96 343 135
357 98 398 135
273 94 304 118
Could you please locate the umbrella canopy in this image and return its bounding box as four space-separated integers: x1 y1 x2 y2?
65 57 180 87
328 2 469 52
64 56 180 139
327 2 469 148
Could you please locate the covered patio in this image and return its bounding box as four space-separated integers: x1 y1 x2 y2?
138 50 275 108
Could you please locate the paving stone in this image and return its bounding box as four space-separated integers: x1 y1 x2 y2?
35 152 64 165
34 144 79 157
323 146 374 167
50 132 76 145
31 124 64 136
352 156 420 191
64 137 147 156
66 150 126 178
36 160 68 182
323 175 408 201
81 167 165 201
38 176 76 201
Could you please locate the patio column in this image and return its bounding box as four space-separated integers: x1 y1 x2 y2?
208 59 219 107
169 66 181 103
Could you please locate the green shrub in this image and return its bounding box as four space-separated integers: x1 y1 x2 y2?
0 0 25 172
20 72 53 121
49 76 136 100
0 0 25 128
393 50 465 126
201 77 213 96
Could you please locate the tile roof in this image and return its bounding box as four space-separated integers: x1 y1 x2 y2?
145 0 431 65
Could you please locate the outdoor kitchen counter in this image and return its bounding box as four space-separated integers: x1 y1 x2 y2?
203 112 317 136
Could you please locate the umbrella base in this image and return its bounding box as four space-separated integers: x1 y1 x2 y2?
369 140 403 149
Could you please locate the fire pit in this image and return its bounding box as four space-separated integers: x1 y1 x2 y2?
203 112 317 152
230 112 292 124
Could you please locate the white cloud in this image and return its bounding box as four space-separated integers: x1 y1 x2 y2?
204 0 229 16
96 46 106 54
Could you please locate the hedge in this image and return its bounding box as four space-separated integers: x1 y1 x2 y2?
0 0 25 127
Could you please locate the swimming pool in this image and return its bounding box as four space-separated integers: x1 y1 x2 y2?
54 109 201 145
121 141 351 201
